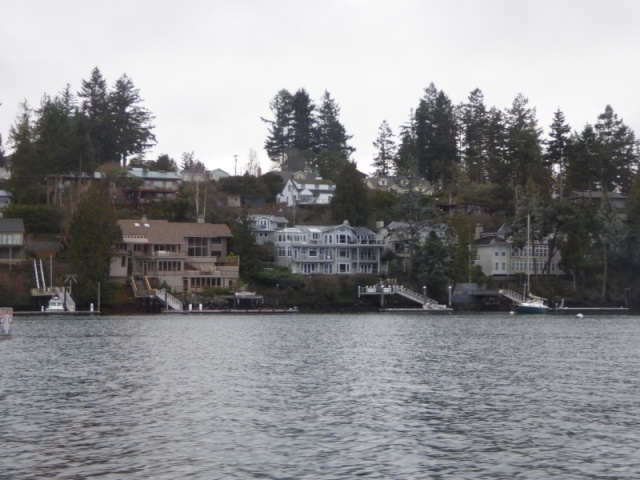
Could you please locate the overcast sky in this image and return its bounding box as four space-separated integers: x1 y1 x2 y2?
2 0 639 176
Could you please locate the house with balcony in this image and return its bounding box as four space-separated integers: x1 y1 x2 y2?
125 168 182 208
246 214 289 245
0 218 25 264
110 218 238 294
274 221 385 275
276 173 335 207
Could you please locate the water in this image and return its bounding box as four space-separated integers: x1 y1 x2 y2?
2 313 640 479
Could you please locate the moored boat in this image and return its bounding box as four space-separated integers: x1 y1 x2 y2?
45 296 65 312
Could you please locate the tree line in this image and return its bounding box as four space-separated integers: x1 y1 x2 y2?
5 67 155 202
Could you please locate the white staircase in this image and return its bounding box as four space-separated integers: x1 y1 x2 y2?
154 288 183 311
499 289 525 305
53 286 76 312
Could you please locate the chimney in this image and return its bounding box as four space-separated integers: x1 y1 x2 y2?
475 223 483 240
197 214 205 224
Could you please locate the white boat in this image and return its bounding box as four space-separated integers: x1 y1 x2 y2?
45 296 65 312
516 215 548 315
515 294 549 314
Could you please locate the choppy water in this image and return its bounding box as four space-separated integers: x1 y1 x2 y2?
2 313 640 479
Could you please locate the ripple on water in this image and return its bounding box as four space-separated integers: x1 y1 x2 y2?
2 313 640 478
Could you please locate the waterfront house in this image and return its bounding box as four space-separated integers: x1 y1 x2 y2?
474 224 563 278
274 220 385 275
110 218 238 293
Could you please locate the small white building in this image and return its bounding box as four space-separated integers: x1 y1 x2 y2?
276 173 335 207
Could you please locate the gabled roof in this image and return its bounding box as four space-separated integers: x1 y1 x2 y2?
119 219 231 243
0 218 25 233
128 168 181 181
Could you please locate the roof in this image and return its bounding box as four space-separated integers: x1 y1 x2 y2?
0 218 25 233
119 219 231 244
128 168 182 180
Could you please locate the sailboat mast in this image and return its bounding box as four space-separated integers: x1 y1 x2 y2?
526 214 530 297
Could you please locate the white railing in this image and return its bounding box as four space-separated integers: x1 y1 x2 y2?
154 288 183 311
53 286 76 312
499 289 525 305
358 284 439 306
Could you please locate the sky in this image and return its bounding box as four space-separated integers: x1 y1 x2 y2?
2 0 639 176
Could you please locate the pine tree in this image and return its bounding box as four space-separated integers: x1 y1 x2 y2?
545 109 572 197
263 89 294 168
110 74 156 167
595 105 638 194
68 181 122 305
331 161 369 226
460 88 489 184
372 120 396 177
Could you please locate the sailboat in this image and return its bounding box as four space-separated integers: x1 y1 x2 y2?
515 214 548 314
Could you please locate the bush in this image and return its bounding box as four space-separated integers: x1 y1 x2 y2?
4 204 64 233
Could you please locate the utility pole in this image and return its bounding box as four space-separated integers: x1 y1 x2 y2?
234 155 238 176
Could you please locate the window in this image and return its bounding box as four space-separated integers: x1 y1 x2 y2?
324 264 333 274
301 263 316 274
309 249 317 257
188 237 209 257
339 263 350 273
324 234 333 244
338 249 349 259
337 234 348 244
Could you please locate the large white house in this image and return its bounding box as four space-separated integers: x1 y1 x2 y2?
274 221 386 275
474 224 563 277
276 173 335 207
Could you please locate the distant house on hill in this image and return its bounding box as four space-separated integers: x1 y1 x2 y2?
210 168 230 181
568 190 627 210
276 172 335 207
365 175 433 195
126 168 182 208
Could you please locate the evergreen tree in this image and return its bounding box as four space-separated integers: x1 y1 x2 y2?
315 90 354 158
263 89 293 168
413 83 458 190
372 120 396 177
68 181 122 305
331 161 369 226
594 105 638 194
564 124 601 193
109 74 156 167
460 88 489 184
228 213 261 281
504 93 547 193
545 109 572 197
7 101 45 203
78 67 113 165
484 107 508 185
